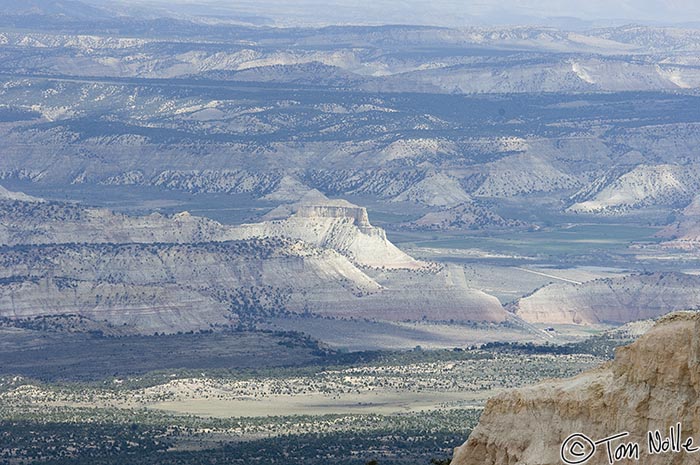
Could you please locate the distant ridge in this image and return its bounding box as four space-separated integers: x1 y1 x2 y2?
0 184 43 202
0 0 112 19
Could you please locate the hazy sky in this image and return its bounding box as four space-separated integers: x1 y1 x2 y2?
483 0 700 22
121 0 700 27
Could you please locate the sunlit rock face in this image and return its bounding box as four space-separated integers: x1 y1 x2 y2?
0 185 508 332
513 273 700 325
451 311 700 465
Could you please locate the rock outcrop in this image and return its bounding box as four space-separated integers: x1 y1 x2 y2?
391 173 472 207
0 186 507 331
451 311 700 465
244 191 424 269
568 164 700 214
513 272 700 325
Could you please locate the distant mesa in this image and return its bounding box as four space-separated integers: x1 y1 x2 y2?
275 190 371 228
240 190 424 270
0 184 508 333
512 272 700 325
262 189 358 220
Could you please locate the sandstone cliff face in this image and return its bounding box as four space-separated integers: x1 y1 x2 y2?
451 312 700 465
236 191 424 269
513 273 700 325
296 205 371 229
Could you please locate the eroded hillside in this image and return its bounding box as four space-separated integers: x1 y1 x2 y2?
451 311 700 465
0 185 507 333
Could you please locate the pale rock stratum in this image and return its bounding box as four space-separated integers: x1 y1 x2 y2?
0 185 507 332
513 272 700 325
252 190 424 269
451 311 700 465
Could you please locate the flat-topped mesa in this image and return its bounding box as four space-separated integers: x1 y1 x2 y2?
450 311 700 465
257 191 422 269
296 205 372 230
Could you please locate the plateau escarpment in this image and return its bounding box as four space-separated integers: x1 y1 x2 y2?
0 186 507 332
0 238 378 332
512 272 700 325
238 192 423 269
451 312 700 465
0 189 420 270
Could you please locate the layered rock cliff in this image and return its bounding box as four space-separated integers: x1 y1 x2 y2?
568 164 699 214
451 311 700 465
0 187 421 270
242 191 423 269
0 186 507 331
513 272 700 325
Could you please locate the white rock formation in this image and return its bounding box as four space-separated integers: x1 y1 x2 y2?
0 185 43 202
392 172 472 207
0 186 508 330
513 273 700 325
568 164 700 214
246 191 424 269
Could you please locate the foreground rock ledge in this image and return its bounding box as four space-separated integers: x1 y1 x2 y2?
451 311 700 465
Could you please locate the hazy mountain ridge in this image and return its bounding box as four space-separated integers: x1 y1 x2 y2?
2 23 700 93
0 0 113 19
4 76 699 218
1 33 699 218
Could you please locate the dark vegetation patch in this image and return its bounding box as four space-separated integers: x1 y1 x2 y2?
0 329 331 382
481 332 637 359
0 416 474 465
